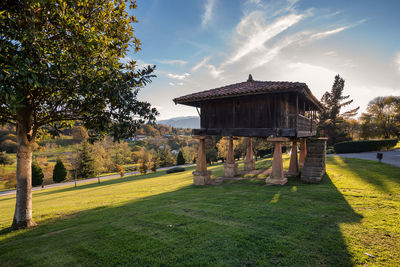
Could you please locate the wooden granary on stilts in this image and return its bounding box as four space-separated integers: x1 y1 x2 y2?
173 75 327 185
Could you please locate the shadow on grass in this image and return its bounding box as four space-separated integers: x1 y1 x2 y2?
0 172 362 266
329 156 400 193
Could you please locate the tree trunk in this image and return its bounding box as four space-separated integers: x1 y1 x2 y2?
12 109 36 230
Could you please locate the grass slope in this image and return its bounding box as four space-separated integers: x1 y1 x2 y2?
0 157 399 266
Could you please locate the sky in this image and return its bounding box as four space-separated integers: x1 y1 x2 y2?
127 0 400 120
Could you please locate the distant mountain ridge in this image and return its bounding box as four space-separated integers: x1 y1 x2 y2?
158 116 199 129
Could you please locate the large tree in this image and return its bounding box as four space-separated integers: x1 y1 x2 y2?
360 96 400 139
0 0 158 229
318 75 359 145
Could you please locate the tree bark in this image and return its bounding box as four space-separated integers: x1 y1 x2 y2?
12 108 36 230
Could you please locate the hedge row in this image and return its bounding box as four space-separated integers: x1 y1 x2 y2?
166 167 185 174
333 139 398 153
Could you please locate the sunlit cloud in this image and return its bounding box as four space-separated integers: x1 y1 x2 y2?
310 26 348 40
168 73 190 80
223 12 305 66
201 0 216 27
158 59 188 66
191 57 210 72
396 52 400 73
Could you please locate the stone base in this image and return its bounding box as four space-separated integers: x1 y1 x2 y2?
224 163 238 177
244 159 255 171
286 170 299 178
265 177 288 186
193 171 212 186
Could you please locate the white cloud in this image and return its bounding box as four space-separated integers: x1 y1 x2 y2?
158 59 188 66
324 51 337 56
201 0 216 27
169 82 175 86
396 52 400 73
224 12 305 66
168 73 190 80
310 26 348 40
191 57 210 72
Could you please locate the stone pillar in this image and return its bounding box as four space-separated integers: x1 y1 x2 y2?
192 136 211 185
299 138 307 168
266 137 289 185
244 137 255 171
224 137 238 177
301 138 327 183
286 140 299 177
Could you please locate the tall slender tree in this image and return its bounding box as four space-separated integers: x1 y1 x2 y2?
318 75 359 145
0 0 158 229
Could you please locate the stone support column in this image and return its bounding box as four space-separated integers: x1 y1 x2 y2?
244 137 255 171
286 140 299 177
266 137 289 185
192 136 211 185
224 137 238 177
299 138 307 168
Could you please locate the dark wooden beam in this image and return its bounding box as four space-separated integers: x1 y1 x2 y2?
192 128 297 137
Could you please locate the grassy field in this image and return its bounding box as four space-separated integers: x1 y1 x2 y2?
0 157 399 266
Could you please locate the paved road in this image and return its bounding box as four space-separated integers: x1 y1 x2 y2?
328 149 400 168
0 164 195 197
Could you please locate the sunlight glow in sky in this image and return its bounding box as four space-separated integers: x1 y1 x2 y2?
129 0 400 120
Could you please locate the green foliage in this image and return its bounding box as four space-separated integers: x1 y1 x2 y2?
0 1 158 139
165 167 185 174
71 126 88 143
318 75 359 145
139 161 148 174
205 148 218 164
176 150 185 165
333 139 398 153
151 156 159 172
31 161 44 187
52 159 67 183
0 139 17 153
360 96 400 139
0 151 14 166
158 147 175 167
77 142 96 179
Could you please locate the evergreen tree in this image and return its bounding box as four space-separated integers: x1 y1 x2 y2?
158 147 175 167
318 75 359 145
77 142 96 179
52 159 67 183
151 156 159 172
176 150 186 165
31 161 44 187
0 151 14 172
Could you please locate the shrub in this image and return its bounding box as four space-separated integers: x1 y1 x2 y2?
0 139 17 153
334 139 398 153
53 159 67 183
32 161 44 186
176 150 185 165
139 161 148 174
2 172 17 189
166 167 185 174
116 164 124 177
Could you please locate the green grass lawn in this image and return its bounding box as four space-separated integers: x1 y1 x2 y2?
0 157 399 266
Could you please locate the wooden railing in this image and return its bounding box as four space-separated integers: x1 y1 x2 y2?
287 114 316 132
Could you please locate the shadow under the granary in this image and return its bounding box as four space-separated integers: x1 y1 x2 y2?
0 173 361 266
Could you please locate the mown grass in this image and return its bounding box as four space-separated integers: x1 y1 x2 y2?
0 157 399 266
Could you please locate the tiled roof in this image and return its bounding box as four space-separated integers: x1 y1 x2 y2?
173 75 323 110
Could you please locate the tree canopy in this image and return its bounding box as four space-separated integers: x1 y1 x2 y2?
318 75 359 145
0 0 158 229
